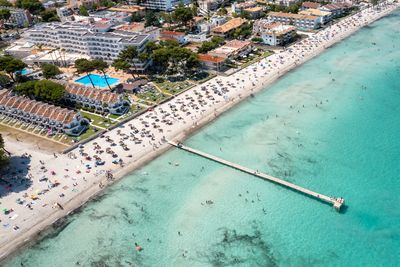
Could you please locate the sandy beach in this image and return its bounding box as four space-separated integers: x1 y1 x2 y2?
0 1 398 262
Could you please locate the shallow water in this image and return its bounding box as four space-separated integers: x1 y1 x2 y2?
5 10 400 267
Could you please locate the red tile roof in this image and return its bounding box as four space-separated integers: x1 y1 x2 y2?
160 31 185 37
302 1 321 9
198 54 226 63
0 91 78 125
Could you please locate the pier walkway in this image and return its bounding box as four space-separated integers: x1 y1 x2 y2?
168 140 345 211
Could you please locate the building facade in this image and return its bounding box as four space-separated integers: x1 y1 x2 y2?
0 90 89 136
299 8 332 25
208 40 253 59
319 3 351 19
198 0 224 15
253 21 297 46
268 12 319 30
27 22 152 70
0 7 32 27
63 84 131 115
160 31 188 45
231 1 257 13
211 18 247 37
198 54 226 72
138 0 191 11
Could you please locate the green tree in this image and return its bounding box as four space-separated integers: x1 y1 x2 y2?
0 73 11 87
0 134 9 171
0 0 12 7
74 58 95 88
185 54 200 73
159 39 179 48
41 63 62 79
40 10 60 22
15 80 36 96
151 47 170 71
150 44 199 75
130 13 144 23
91 59 111 90
172 3 194 28
79 6 89 16
144 10 160 27
99 0 114 8
239 10 251 19
112 59 134 78
197 36 225 53
0 56 27 82
15 0 44 14
0 9 11 23
230 22 253 39
251 37 263 43
33 80 65 102
159 12 172 24
113 46 140 77
217 6 227 16
144 41 160 53
15 80 65 102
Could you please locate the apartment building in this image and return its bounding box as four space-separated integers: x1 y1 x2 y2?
231 1 257 13
0 90 89 136
0 6 32 27
27 22 152 71
198 54 226 72
301 1 321 10
138 0 191 11
198 0 225 15
299 8 332 25
63 84 130 115
320 3 352 19
56 7 73 22
211 18 247 38
160 31 188 45
253 21 297 46
208 40 253 59
268 12 319 30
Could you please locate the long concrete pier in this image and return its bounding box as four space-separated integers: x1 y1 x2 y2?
168 140 345 211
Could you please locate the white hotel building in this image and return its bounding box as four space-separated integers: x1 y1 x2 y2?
138 0 191 11
27 22 152 71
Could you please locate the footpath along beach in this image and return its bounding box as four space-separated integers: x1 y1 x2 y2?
0 1 399 262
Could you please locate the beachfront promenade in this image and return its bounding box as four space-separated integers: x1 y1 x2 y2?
168 141 345 211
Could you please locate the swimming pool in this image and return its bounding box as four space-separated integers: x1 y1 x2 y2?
15 68 31 75
75 74 119 88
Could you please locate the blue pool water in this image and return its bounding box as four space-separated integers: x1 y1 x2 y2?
15 68 31 75
75 74 119 88
4 9 400 267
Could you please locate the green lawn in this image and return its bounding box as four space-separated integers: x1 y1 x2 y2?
108 113 122 120
135 88 169 103
154 80 194 95
78 126 100 141
80 110 116 128
239 51 273 69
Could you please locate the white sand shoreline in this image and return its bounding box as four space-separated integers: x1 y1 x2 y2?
0 2 398 263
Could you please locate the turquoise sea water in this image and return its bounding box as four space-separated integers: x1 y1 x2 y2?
5 10 400 267
75 74 119 88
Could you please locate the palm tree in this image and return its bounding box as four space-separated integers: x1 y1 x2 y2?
74 58 95 88
92 59 111 90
